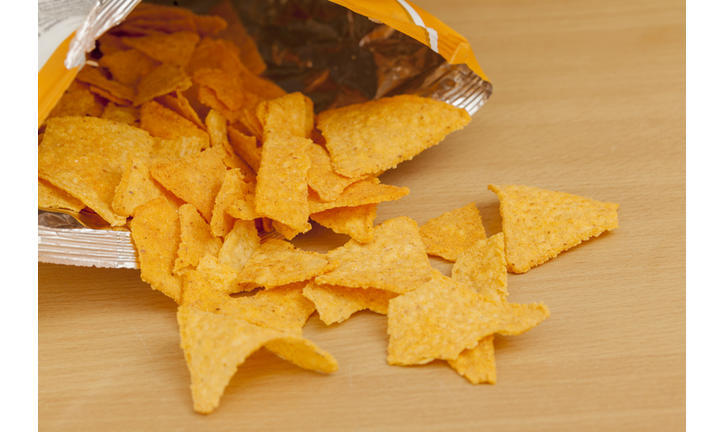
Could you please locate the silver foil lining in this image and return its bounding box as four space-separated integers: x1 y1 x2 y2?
40 0 492 269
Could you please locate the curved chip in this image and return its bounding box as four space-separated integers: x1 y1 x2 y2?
419 202 486 262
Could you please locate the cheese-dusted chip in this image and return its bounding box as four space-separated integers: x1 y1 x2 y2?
237 239 336 288
225 179 259 221
98 49 159 87
38 179 85 212
256 92 313 139
75 66 135 105
101 103 140 126
315 216 432 294
308 177 409 214
419 203 486 261
387 270 501 365
211 169 249 237
209 0 266 75
130 197 182 303
452 233 508 303
156 91 206 129
228 125 260 172
255 134 311 231
177 306 338 413
447 336 497 384
496 302 551 336
272 220 313 241
310 204 377 243
39 116 154 226
134 63 193 106
216 283 315 334
205 109 251 172
306 142 364 202
217 220 260 273
174 204 222 275
151 147 227 222
318 95 471 177
140 101 210 149
181 256 234 312
303 281 397 325
489 184 619 273
186 37 246 77
194 68 258 112
122 31 200 66
151 136 208 160
112 158 165 217
46 87 103 119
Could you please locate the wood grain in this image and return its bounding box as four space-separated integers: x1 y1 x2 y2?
38 0 685 430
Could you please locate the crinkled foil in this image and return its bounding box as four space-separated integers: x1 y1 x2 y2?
39 0 493 269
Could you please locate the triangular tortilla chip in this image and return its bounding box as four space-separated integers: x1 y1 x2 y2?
306 142 364 202
38 179 85 212
419 203 486 261
98 48 159 87
302 281 397 325
256 92 313 139
315 216 432 294
112 158 165 217
217 219 260 274
211 168 250 237
489 184 619 273
310 204 377 243
140 100 210 148
177 306 337 413
447 335 497 384
134 63 193 106
308 177 408 214
317 95 471 177
451 233 508 304
122 31 200 66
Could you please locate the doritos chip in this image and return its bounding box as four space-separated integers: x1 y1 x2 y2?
38 116 155 226
194 68 257 112
130 196 182 303
122 31 200 67
151 136 209 160
211 169 249 237
156 91 206 130
317 95 471 177
302 281 397 325
237 239 337 288
217 219 260 274
310 204 377 243
488 184 619 273
216 283 315 334
151 147 227 222
140 100 210 149
272 220 313 241
101 103 140 126
225 179 259 221
177 306 337 413
186 37 246 77
46 87 103 120
256 92 314 139
134 63 193 106
306 142 364 202
419 203 486 262
174 204 223 275
307 177 409 214
205 109 251 172
228 125 260 172
98 49 159 87
112 158 165 218
38 179 85 212
75 66 135 105
447 335 497 384
88 85 133 106
315 216 432 294
180 256 234 312
254 134 312 231
451 233 508 303
209 0 266 75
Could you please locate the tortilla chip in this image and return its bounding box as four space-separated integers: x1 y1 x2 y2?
306 142 364 202
419 203 487 261
228 125 260 172
315 216 432 294
302 281 397 325
151 136 208 160
38 117 154 226
122 31 200 66
174 204 223 275
156 91 206 130
135 63 193 106
186 37 246 77
317 95 471 177
237 239 336 288
310 204 377 243
150 147 227 222
177 306 338 413
272 220 313 241
209 0 266 75
38 179 85 212
130 197 182 302
140 100 210 149
256 92 314 139
255 135 311 231
75 66 135 105
112 158 165 217
205 109 251 171
308 177 408 214
217 219 260 274
46 87 103 119
211 168 248 237
101 103 140 126
447 336 497 384
225 178 259 221
451 233 508 303
194 68 258 112
489 184 619 273
216 283 315 334
98 49 159 87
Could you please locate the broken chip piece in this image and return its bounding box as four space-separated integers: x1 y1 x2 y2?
419 202 486 261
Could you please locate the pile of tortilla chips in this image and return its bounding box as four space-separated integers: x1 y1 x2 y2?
38 3 619 414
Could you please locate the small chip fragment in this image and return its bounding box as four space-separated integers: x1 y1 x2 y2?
308 177 409 214
140 100 210 149
489 184 619 273
310 204 377 243
317 95 471 177
135 63 193 106
451 233 508 303
419 203 486 261
303 281 397 325
447 336 497 384
217 219 260 274
177 306 338 414
38 179 85 212
315 216 432 294
306 142 364 202
237 239 337 288
112 158 165 217
174 204 223 275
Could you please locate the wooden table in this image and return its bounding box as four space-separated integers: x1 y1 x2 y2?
38 0 686 430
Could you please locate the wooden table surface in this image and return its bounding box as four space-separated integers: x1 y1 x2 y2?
38 0 686 430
